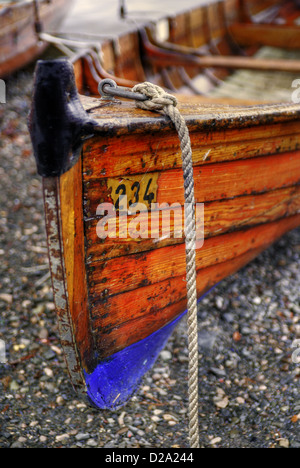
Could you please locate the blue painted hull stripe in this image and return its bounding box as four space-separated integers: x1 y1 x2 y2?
84 287 216 409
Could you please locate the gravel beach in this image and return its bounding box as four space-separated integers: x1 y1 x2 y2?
0 70 299 449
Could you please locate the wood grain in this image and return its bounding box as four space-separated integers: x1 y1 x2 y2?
88 214 300 299
89 214 300 357
82 119 300 179
84 150 300 217
59 157 95 372
79 94 300 359
43 177 86 393
85 184 300 262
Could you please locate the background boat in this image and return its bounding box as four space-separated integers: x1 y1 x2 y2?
0 0 74 78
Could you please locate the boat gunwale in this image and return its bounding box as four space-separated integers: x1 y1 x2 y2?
82 95 300 136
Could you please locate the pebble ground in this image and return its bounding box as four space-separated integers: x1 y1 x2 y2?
0 70 299 449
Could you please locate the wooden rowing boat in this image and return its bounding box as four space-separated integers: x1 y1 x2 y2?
0 0 73 78
29 0 300 409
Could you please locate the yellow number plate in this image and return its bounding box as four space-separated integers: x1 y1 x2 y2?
108 174 159 211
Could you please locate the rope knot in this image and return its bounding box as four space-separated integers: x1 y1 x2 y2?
132 82 178 112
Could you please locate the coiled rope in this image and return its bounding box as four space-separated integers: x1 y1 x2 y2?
132 82 199 449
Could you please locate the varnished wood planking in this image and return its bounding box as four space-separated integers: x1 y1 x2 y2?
88 214 300 300
181 7 207 48
90 249 264 357
84 150 300 216
168 2 226 48
168 11 196 46
43 177 86 393
75 38 300 362
59 157 95 372
207 1 227 40
90 214 300 357
79 89 300 359
92 247 265 332
156 150 300 203
82 119 300 179
100 32 146 83
85 185 300 262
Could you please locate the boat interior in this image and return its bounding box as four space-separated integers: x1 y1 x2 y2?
2 0 299 103
40 0 300 104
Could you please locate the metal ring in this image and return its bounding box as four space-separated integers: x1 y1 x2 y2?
98 79 117 99
98 78 147 102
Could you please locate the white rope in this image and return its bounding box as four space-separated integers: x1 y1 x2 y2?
132 82 199 449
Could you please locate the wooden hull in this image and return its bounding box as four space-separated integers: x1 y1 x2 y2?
0 0 73 78
28 0 300 409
